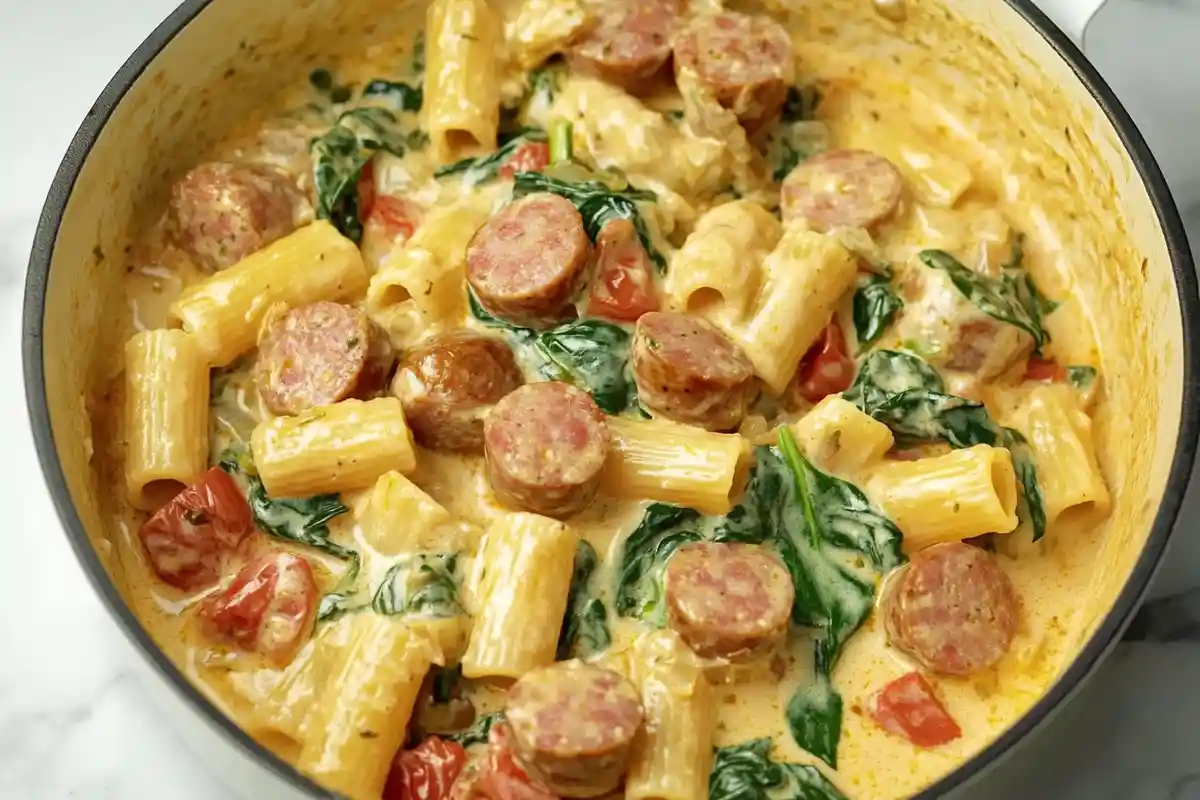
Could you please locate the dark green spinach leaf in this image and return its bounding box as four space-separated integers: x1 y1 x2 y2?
557 540 611 660
435 128 548 187
919 248 1055 351
1067 365 1097 391
373 553 463 617
709 738 847 800
512 171 667 271
362 80 423 112
614 503 703 625
852 274 903 347
446 711 504 748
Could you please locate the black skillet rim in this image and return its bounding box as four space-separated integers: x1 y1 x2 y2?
21 0 1200 797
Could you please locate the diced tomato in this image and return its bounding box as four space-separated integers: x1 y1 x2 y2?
385 737 469 800
498 142 551 179
1023 355 1067 383
792 320 855 403
865 672 962 748
137 467 255 591
586 218 660 322
357 158 378 218
454 724 558 800
198 551 317 663
358 157 420 240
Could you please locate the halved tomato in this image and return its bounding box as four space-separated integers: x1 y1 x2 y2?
865 672 962 748
498 141 551 179
137 467 254 591
385 737 469 800
792 319 855 403
587 218 659 322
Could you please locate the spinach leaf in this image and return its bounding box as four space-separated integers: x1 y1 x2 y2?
362 80 423 112
446 711 504 748
468 294 639 413
410 30 426 76
1067 365 1097 391
762 84 827 181
852 274 903 347
528 60 565 106
919 249 1054 351
846 350 1049 541
373 553 463 618
310 107 425 242
614 503 703 625
435 128 548 188
512 171 667 271
557 540 612 660
709 738 847 800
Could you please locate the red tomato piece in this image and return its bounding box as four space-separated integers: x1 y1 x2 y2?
198 551 317 664
137 467 255 591
370 195 420 240
586 218 660 322
793 320 855 403
456 724 558 800
865 672 962 748
357 159 378 219
385 737 469 800
1023 355 1067 383
497 142 551 179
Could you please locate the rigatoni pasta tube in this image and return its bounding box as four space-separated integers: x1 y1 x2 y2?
251 398 417 498
665 200 781 320
1008 383 1110 526
365 203 488 346
356 471 458 555
297 615 436 800
462 512 576 679
866 445 1019 552
601 416 750 516
790 396 894 476
169 221 369 367
503 0 589 70
425 0 501 161
250 626 344 752
730 228 857 393
626 630 716 800
124 330 208 510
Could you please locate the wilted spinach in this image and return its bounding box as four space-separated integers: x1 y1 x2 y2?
709 738 847 800
615 503 703 625
846 349 1048 541
446 711 504 748
557 540 611 660
852 272 903 347
434 128 548 187
373 553 463 617
310 107 426 242
468 293 639 414
362 80 422 112
512 171 667 271
762 84 828 181
919 248 1057 351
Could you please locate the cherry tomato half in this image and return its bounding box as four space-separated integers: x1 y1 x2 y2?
793 320 855 403
498 142 551 179
385 737 469 800
865 672 962 748
586 218 660 323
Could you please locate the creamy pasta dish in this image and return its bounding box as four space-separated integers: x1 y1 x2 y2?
102 1 1114 798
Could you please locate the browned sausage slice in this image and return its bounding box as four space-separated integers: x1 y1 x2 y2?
467 193 592 329
505 661 643 798
781 149 904 232
568 0 679 93
663 542 794 659
170 161 306 270
631 311 755 431
883 542 1020 676
256 301 396 415
483 382 609 518
392 334 524 453
673 11 794 132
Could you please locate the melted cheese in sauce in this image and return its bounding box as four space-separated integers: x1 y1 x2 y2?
96 2 1115 798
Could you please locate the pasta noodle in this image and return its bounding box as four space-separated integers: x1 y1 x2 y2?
424 0 502 162
625 629 716 800
601 416 750 515
297 615 437 800
866 444 1020 551
502 0 589 70
250 398 417 498
169 221 369 367
790 396 895 476
461 512 577 679
124 329 209 510
354 470 465 555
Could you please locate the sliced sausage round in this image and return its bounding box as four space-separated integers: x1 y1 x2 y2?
631 311 755 431
883 542 1020 676
781 149 904 232
392 334 524 453
467 193 592 329
663 541 794 659
673 11 793 132
198 551 318 665
256 301 396 416
170 161 306 271
505 661 643 798
483 382 609 518
568 0 679 93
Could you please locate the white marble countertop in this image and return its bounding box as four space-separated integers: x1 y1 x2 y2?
2 1 1199 798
